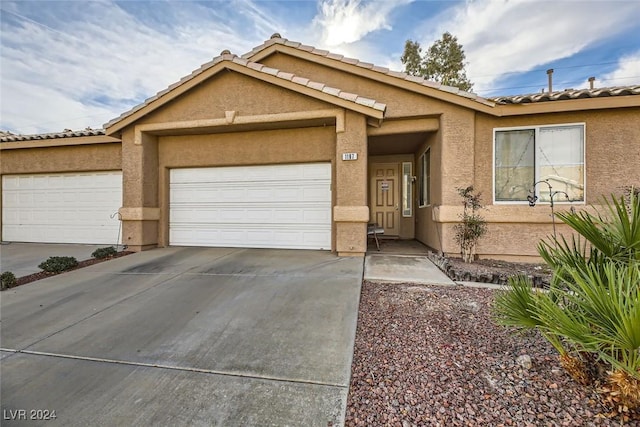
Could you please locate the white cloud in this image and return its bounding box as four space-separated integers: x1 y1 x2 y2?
417 0 640 92
600 51 640 87
314 0 411 46
0 1 269 134
1 80 116 135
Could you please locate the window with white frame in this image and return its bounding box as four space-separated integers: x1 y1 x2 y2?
494 124 584 203
419 148 430 207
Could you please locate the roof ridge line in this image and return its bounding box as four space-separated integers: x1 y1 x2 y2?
242 34 494 107
490 85 640 104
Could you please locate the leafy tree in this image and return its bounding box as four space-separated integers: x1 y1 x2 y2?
400 32 474 92
400 40 423 77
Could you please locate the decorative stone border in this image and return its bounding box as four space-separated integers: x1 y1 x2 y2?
427 252 551 288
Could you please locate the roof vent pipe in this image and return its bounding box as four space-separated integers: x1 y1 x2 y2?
547 69 554 93
588 76 595 89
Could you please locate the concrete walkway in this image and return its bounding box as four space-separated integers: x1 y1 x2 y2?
1 242 110 276
364 254 455 285
1 247 363 426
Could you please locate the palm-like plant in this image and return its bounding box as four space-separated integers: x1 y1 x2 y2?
494 192 640 412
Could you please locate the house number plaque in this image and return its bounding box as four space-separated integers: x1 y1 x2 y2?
342 153 358 161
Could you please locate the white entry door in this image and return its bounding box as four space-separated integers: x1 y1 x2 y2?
169 163 331 250
2 171 122 244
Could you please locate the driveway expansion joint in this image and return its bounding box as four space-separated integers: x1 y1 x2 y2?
0 348 347 389
14 272 184 352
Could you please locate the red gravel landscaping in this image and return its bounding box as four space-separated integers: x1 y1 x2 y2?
345 281 639 426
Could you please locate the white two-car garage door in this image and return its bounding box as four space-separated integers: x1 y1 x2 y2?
169 163 331 250
2 172 122 244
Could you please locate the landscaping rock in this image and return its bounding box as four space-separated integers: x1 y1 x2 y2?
345 281 638 425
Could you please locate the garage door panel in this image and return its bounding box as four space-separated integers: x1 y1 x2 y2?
2 172 122 244
170 164 331 250
170 205 328 224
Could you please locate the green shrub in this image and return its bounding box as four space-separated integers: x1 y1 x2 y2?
493 192 640 411
453 186 487 263
38 256 78 273
92 246 117 259
1 271 17 290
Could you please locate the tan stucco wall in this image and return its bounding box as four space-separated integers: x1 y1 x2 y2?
260 53 467 120
0 143 121 175
443 107 640 261
333 111 369 255
137 71 329 126
414 133 441 251
475 108 640 204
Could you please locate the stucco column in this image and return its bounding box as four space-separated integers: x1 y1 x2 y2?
334 111 369 256
438 109 476 256
118 129 160 251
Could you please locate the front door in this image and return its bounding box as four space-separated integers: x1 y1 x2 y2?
370 163 399 235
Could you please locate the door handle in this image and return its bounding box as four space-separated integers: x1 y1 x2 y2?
395 205 399 211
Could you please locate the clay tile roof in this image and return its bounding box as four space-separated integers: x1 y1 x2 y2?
490 85 640 104
104 52 387 129
0 128 105 143
241 36 495 107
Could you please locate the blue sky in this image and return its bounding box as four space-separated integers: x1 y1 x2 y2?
1 0 639 134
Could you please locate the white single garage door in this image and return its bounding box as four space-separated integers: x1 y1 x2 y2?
170 163 331 250
2 172 122 244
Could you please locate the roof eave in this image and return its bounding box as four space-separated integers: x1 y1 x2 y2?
494 94 640 116
0 135 120 150
243 42 498 115
105 59 385 136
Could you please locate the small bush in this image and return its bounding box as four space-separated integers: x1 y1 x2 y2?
38 256 78 273
453 186 487 263
1 271 17 290
92 246 117 259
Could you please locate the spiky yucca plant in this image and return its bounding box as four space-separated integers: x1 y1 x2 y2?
494 192 640 413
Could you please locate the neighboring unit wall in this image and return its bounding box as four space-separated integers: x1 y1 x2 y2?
0 143 121 175
0 141 123 242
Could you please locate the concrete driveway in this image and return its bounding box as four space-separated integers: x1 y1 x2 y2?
1 247 363 426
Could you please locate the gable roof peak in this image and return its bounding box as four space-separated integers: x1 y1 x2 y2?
243 35 495 108
104 48 386 131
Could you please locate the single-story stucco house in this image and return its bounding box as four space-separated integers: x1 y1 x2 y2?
1 34 639 261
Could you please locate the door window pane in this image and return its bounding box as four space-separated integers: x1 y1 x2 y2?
402 162 412 217
419 149 430 206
